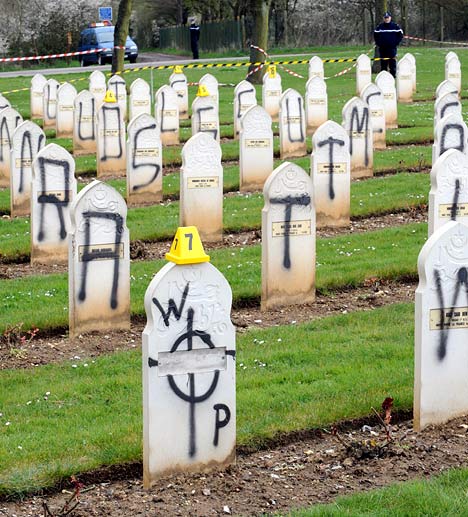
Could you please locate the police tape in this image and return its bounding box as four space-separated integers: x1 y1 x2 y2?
248 45 304 79
404 35 468 47
0 47 126 63
324 47 374 80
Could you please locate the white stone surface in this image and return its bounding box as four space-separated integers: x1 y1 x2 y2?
436 79 458 100
361 83 386 149
415 221 468 430
154 85 180 146
311 120 350 228
10 121 45 217
69 180 130 337
73 90 97 156
403 52 417 92
0 95 10 111
180 133 223 242
279 88 307 159
96 100 126 178
30 143 76 264
126 113 162 206
233 80 257 139
262 68 282 121
308 55 324 79
397 57 413 103
143 260 236 485
432 113 468 164
42 79 59 130
191 95 220 143
356 54 372 95
445 57 461 95
169 70 189 119
239 105 273 192
199 74 219 108
341 97 373 178
89 70 106 110
0 107 23 187
108 75 127 120
30 73 47 119
129 78 151 121
433 93 461 132
375 70 398 129
56 83 77 138
261 161 315 310
305 76 328 136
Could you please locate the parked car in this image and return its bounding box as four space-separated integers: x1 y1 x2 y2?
77 22 138 66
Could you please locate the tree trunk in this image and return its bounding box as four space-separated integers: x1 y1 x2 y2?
375 0 387 21
399 0 408 37
247 0 271 84
440 5 444 42
112 0 133 74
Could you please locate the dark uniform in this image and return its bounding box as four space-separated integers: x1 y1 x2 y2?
190 21 200 60
374 13 403 78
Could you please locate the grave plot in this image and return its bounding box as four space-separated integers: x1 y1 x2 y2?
56 83 77 138
279 88 307 159
432 113 468 164
169 66 189 120
0 106 23 187
89 70 107 110
129 78 151 121
191 90 220 142
361 83 386 149
262 65 282 121
154 85 180 146
108 75 127 120
375 70 398 129
42 78 59 130
73 90 97 156
305 76 327 136
233 80 257 139
30 73 47 120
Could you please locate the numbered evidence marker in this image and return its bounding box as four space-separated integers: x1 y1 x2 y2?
0 107 23 188
396 56 413 103
305 76 327 136
445 56 461 95
126 113 162 206
143 226 235 485
30 143 77 265
96 91 126 178
154 85 180 146
180 132 223 242
73 90 97 156
279 88 307 159
356 54 371 96
129 78 151 121
108 74 127 120
169 66 189 120
239 105 273 192
191 86 220 143
342 96 373 178
198 73 219 109
233 80 257 139
56 83 77 138
428 149 468 236
433 92 461 132
89 70 107 110
414 221 468 431
432 113 468 165
43 78 60 131
261 162 315 310
361 83 386 150
311 120 350 228
308 55 324 80
262 65 282 122
10 121 45 217
69 180 130 338
375 71 398 129
30 73 47 119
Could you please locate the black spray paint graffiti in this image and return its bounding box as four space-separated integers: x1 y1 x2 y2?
45 83 59 121
236 88 255 120
78 211 124 309
171 78 186 98
317 136 345 200
440 123 465 157
440 101 460 120
101 105 123 161
450 179 461 220
77 97 96 141
196 106 218 140
36 157 70 242
0 117 10 163
18 130 45 194
349 105 370 166
270 194 311 269
132 122 161 191
285 96 305 143
149 282 235 458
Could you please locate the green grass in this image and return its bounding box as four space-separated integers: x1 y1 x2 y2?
0 302 414 496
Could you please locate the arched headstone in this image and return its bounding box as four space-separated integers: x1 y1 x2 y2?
169 68 189 120
199 74 219 108
56 83 77 138
445 57 461 95
436 79 458 100
129 78 151 121
30 73 47 119
403 52 417 93
108 75 127 120
434 93 461 132
89 70 106 110
73 90 97 156
308 55 324 79
432 113 468 164
233 80 257 139
262 66 282 122
42 79 60 130
397 56 413 103
356 54 371 95
305 76 328 136
279 88 307 159
154 85 180 146
0 107 23 187
375 70 397 129
96 98 126 178
361 83 386 149
191 95 220 143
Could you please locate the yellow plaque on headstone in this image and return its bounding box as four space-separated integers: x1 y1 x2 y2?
165 226 210 264
196 84 210 97
174 65 183 74
268 65 277 78
103 90 117 103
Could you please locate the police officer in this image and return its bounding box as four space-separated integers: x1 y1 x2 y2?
189 18 200 60
374 11 403 78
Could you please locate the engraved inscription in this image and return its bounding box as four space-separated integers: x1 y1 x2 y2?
272 220 311 237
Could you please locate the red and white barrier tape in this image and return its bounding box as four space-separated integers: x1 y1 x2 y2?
247 45 304 79
0 46 126 63
404 35 468 47
324 47 374 80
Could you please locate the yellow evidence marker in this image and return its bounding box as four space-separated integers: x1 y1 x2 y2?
103 90 117 103
268 65 277 78
196 84 210 97
174 65 183 74
165 226 210 265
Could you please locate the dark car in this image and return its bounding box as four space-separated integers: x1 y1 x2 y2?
78 22 138 66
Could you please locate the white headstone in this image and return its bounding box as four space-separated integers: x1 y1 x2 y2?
180 133 223 242
445 57 461 95
305 76 328 136
129 78 151 121
108 75 127 120
239 105 273 192
308 55 324 79
445 51 458 64
126 113 162 206
30 73 47 119
432 113 468 164
73 90 97 156
429 150 468 236
10 121 45 217
311 120 350 228
30 143 77 264
262 67 282 122
356 54 372 95
154 85 180 146
89 70 107 110
375 70 398 129
68 180 130 338
436 79 458 100
415 221 468 430
361 83 386 149
56 83 77 138
0 107 23 187
191 95 220 143
261 161 315 309
342 97 373 178
96 99 126 178
42 79 60 130
233 80 257 139
169 69 189 120
403 52 417 92
434 93 461 132
397 57 413 103
143 257 236 484
0 95 10 112
279 88 307 159
199 74 219 108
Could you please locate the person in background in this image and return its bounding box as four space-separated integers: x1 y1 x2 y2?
374 11 403 78
190 18 200 60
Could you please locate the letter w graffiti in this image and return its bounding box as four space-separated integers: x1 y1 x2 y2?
152 282 190 326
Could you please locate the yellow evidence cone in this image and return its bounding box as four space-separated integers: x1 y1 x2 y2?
165 226 210 265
